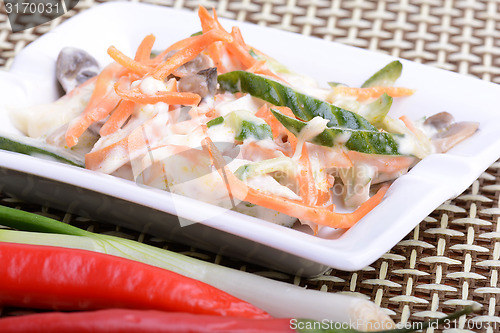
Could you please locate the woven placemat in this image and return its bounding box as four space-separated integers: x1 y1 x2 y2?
1 0 500 331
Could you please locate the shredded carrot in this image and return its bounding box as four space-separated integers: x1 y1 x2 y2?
224 27 285 81
150 29 233 80
85 137 129 171
315 189 332 207
199 6 223 31
297 145 317 206
399 115 419 135
255 104 280 138
208 39 230 73
226 27 255 69
399 114 431 149
149 36 199 65
246 60 267 73
334 86 415 101
86 115 166 172
347 151 416 174
100 100 135 136
255 105 297 155
197 6 232 74
240 141 287 160
134 34 156 63
202 137 388 229
107 46 153 76
65 63 124 148
115 85 201 106
297 144 333 208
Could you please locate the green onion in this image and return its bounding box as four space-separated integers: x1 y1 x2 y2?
0 134 84 167
0 205 391 326
0 205 479 331
206 116 224 128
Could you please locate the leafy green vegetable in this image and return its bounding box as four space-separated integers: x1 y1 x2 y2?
0 134 84 167
236 120 272 141
361 60 402 88
218 71 376 131
358 93 393 128
225 110 273 141
207 116 224 128
190 31 203 36
270 109 401 155
234 156 296 180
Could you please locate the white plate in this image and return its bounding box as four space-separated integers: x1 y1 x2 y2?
1 2 500 275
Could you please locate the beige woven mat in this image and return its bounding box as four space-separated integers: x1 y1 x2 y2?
1 0 500 331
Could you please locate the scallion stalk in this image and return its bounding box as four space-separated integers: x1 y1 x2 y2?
0 205 393 329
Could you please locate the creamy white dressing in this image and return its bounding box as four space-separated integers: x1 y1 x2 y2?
215 94 264 117
306 143 330 193
340 163 376 208
240 138 285 161
292 116 329 160
246 175 302 201
206 122 236 143
140 76 168 95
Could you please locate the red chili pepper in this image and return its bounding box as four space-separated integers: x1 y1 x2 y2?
0 309 296 333
0 242 269 319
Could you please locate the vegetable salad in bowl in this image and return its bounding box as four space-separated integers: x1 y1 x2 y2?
6 6 478 234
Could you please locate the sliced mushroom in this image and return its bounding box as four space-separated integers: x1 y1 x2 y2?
424 111 455 131
56 47 100 93
431 121 479 153
178 67 218 99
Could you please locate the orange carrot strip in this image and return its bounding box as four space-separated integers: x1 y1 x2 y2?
247 58 287 83
297 145 317 206
85 137 128 171
316 189 332 207
240 141 288 160
86 115 164 172
273 106 298 154
99 100 135 136
226 27 256 69
399 115 419 135
198 6 232 73
334 86 415 101
151 29 233 80
202 137 389 229
199 6 224 32
255 105 297 155
149 36 199 65
107 46 153 76
134 34 156 63
65 63 123 148
115 84 201 106
254 104 269 118
225 27 286 81
247 60 267 73
347 151 416 174
399 114 431 151
208 40 229 74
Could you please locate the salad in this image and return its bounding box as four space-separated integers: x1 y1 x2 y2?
6 6 478 234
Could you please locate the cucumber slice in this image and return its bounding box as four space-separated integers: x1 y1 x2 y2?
361 60 402 88
0 134 84 167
